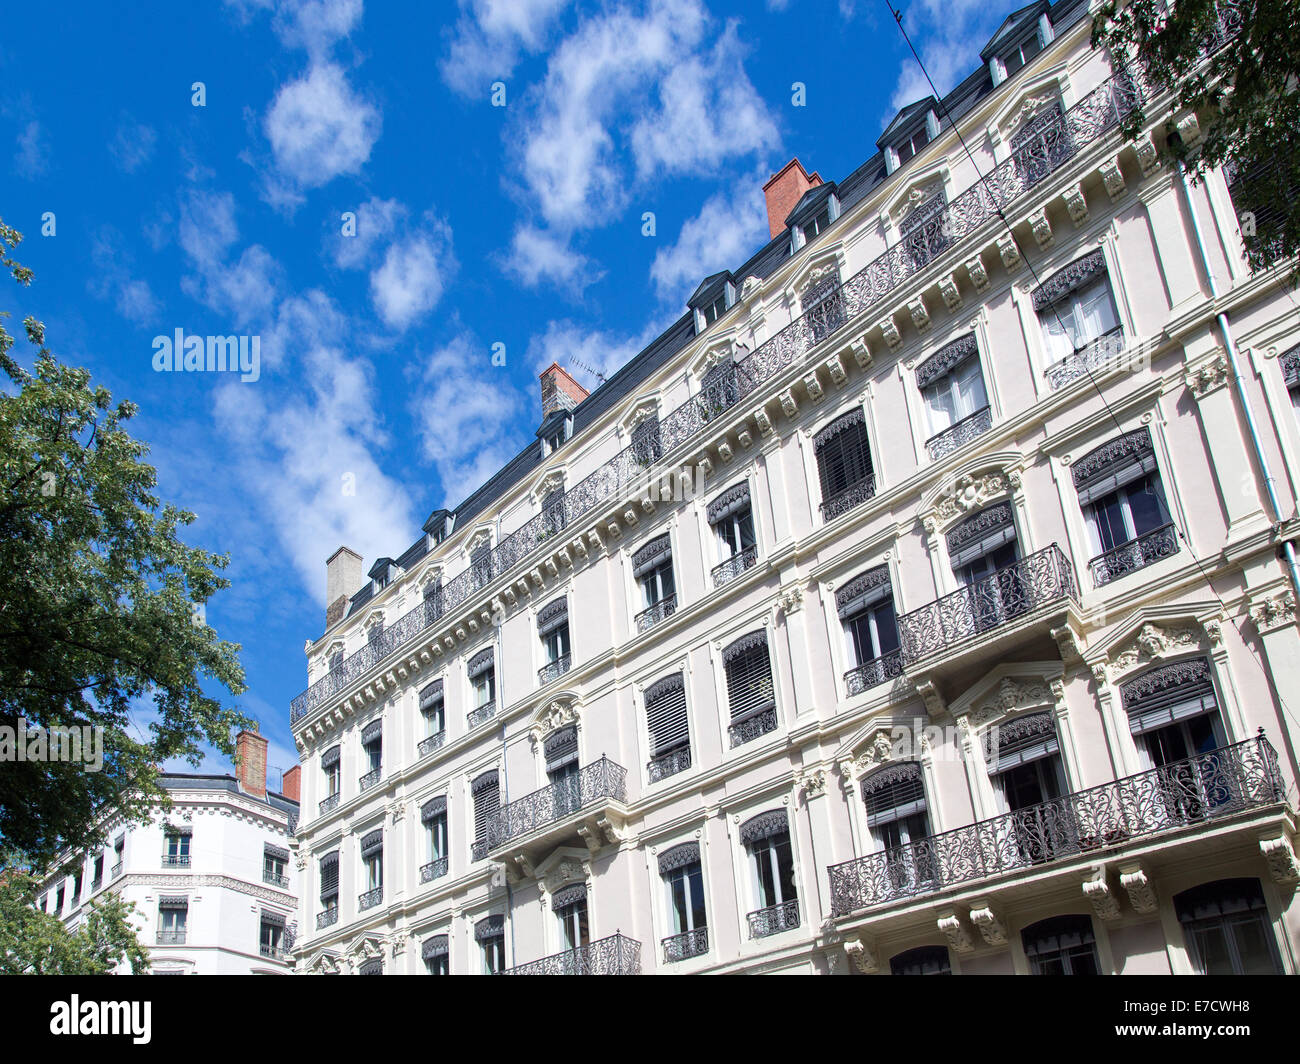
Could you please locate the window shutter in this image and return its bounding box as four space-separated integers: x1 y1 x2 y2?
537 598 568 637
419 680 444 713
360 830 383 859
707 482 750 525
1032 249 1107 310
835 565 893 619
657 841 700 874
1175 879 1268 922
739 809 788 845
1071 428 1159 506
915 333 978 390
861 762 928 828
1022 915 1095 959
360 718 382 746
468 647 494 679
632 534 672 579
475 914 504 942
985 711 1060 773
1120 658 1218 735
422 934 450 960
421 796 447 822
550 883 587 911
814 410 873 501
321 745 341 769
645 674 690 754
723 632 775 721
158 895 188 909
264 843 289 863
260 909 286 927
319 853 339 899
472 772 500 840
358 959 383 975
544 726 579 772
945 501 1016 568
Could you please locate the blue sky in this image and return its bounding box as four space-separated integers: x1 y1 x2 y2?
0 0 1009 783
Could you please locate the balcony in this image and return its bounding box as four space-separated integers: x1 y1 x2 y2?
418 731 446 758
897 546 1077 670
820 474 877 522
924 405 992 462
501 933 642 976
420 857 449 884
647 744 692 784
318 792 340 816
844 648 904 697
635 594 677 634
358 886 383 911
828 736 1286 919
662 927 709 964
468 701 496 729
712 545 758 589
316 907 338 930
157 930 186 945
263 869 289 888
1044 326 1126 390
289 67 1152 730
747 899 801 939
358 767 382 793
161 854 190 868
259 943 290 961
728 706 777 748
473 757 628 861
1089 522 1179 587
538 653 572 687
110 861 123 879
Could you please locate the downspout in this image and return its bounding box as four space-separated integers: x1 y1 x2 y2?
1175 160 1300 604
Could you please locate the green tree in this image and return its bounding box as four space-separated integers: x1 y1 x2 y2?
0 220 251 869
1091 0 1300 270
0 869 149 974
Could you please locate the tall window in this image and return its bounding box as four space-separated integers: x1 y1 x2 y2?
359 718 382 789
741 811 799 938
359 829 383 909
91 854 103 890
419 680 445 756
321 745 341 811
113 835 125 874
157 897 188 944
366 618 383 646
476 915 506 974
422 577 444 623
263 844 289 887
471 770 500 859
659 843 707 961
537 598 571 684
862 762 934 898
1035 251 1121 367
163 828 191 867
631 414 662 467
801 273 846 344
814 409 876 520
552 884 590 956
723 632 776 747
421 797 448 882
1010 98 1069 186
708 483 757 588
470 542 493 590
917 334 989 460
544 726 581 819
700 360 738 418
55 885 64 913
899 187 949 268
318 852 339 926
1175 879 1283 975
632 534 676 632
423 935 450 975
890 945 951 976
542 487 566 538
72 869 82 902
1022 915 1100 975
468 648 496 725
259 911 286 958
837 565 901 694
946 502 1022 632
645 673 691 782
986 711 1070 865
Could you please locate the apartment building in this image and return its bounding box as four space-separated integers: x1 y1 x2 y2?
35 729 301 975
290 0 1300 975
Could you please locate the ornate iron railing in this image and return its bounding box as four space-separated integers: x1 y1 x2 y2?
501 933 642 975
263 870 289 888
110 861 123 879
318 792 340 816
1044 326 1127 389
662 927 709 963
711 545 759 589
418 731 446 758
647 744 692 784
844 647 905 696
538 653 572 686
898 546 1076 663
747 899 801 939
635 595 677 633
828 735 1285 918
476 757 627 854
290 66 1151 727
259 943 290 960
820 475 877 522
1089 522 1179 587
157 930 186 945
358 767 381 792
161 854 190 868
316 908 338 930
924 405 993 461
729 706 778 748
358 886 383 911
468 701 496 729
420 857 449 884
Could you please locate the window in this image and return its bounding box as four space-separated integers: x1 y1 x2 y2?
723 632 776 747
701 291 729 326
814 409 876 520
321 745 341 812
630 414 662 467
163 828 191 867
899 187 950 269
801 272 846 344
538 598 571 684
946 502 1022 632
741 811 800 938
1073 429 1176 585
359 830 383 908
423 934 450 975
552 884 590 958
802 205 832 241
72 870 82 903
421 797 448 882
1224 157 1295 266
366 618 383 646
917 334 990 460
263 844 289 887
470 542 493 590
476 915 506 974
659 843 707 962
422 577 444 623
891 945 951 975
542 487 566 538
91 855 103 890
645 673 691 782
358 959 383 975
1283 344 1300 421
471 770 500 859
328 648 344 674
708 483 757 588
1010 98 1070 188
468 648 496 725
836 565 902 694
985 711 1071 864
259 911 286 959
1035 251 1121 372
113 835 125 875
700 360 738 418
896 124 929 166
1175 879 1283 975
1022 915 1100 975
862 762 934 898
158 897 188 944
318 853 339 927
360 718 382 789
419 680 445 755
55 885 65 913
632 534 676 632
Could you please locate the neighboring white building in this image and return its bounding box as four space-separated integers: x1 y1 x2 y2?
290 0 1300 976
36 729 301 975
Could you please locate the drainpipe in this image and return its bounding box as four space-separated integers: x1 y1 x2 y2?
1175 160 1300 605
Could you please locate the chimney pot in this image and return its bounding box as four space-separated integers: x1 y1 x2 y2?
539 362 590 420
762 158 822 240
279 765 301 802
325 545 364 629
235 727 269 799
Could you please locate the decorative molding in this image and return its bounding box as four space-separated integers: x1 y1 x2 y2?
1249 590 1296 634
1119 865 1158 914
1028 207 1053 248
923 469 1017 534
1134 132 1158 174
937 912 974 953
776 584 804 616
939 273 962 310
1101 622 1202 681
877 316 902 349
844 935 879 973
1083 868 1122 921
1100 157 1126 201
118 873 294 906
1184 349 1231 399
997 233 1022 271
969 902 1007 946
529 697 581 744
1260 836 1300 883
796 767 829 798
1063 182 1088 226
907 297 930 332
969 676 1053 727
965 255 990 291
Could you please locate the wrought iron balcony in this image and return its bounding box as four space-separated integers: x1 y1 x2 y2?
924 405 992 462
161 854 190 868
501 933 642 975
316 907 338 930
263 870 289 888
635 594 677 633
1089 522 1179 587
729 706 778 748
418 731 446 758
110 861 123 879
420 857 449 884
475 757 628 856
844 647 904 697
358 886 383 911
157 930 186 945
647 744 692 784
318 792 340 816
259 943 290 961
468 701 496 729
828 735 1285 919
897 546 1076 665
820 474 877 522
662 927 709 963
358 767 381 792
538 653 572 686
711 545 758 589
747 899 801 939
1044 326 1126 390
290 66 1151 728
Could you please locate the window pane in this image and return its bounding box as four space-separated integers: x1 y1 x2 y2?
1124 478 1166 536
1189 923 1235 975
1228 914 1282 974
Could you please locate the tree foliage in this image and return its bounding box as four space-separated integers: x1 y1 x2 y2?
1092 0 1300 270
0 221 251 869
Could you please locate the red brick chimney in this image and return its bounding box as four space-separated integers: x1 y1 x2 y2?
235 727 268 799
325 545 363 628
539 363 590 419
279 765 301 802
763 158 822 239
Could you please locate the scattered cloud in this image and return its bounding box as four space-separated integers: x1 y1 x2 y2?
88 228 162 325
327 195 405 269
110 116 157 174
888 0 1002 113
223 0 363 56
440 0 570 96
525 317 666 390
14 120 49 179
502 225 599 294
370 218 456 331
649 177 769 304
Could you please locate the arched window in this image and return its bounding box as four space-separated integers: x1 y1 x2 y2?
1021 914 1099 975
889 945 951 976
1174 878 1283 975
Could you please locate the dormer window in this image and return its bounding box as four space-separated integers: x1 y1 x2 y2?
369 558 399 594
537 409 573 457
786 183 840 252
880 103 940 176
984 3 1054 87
689 272 735 335
423 509 453 549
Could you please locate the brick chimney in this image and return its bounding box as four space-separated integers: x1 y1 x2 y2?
279 765 301 802
235 727 268 799
325 545 363 628
763 158 822 239
539 362 590 419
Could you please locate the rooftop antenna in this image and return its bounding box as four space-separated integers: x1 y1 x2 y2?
567 356 607 386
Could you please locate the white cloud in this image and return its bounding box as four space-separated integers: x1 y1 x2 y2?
369 218 455 330
525 317 670 390
502 225 598 294
263 62 381 192
329 195 405 269
224 0 362 56
14 121 49 179
88 228 162 325
177 188 282 326
440 0 570 96
110 117 157 173
649 178 769 304
888 0 1002 113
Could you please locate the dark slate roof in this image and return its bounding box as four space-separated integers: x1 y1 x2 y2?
878 97 937 148
785 181 839 229
161 772 299 815
982 0 1051 60
689 271 732 307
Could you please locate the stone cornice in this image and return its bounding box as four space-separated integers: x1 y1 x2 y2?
119 872 296 906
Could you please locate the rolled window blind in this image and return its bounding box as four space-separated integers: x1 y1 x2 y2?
723 632 774 721
645 674 689 754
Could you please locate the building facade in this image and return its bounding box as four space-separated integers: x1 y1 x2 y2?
290 0 1300 976
36 730 301 975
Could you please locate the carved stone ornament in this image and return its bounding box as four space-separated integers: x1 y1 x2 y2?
1185 350 1230 399
1083 869 1122 921
797 767 829 798
697 341 735 379
776 584 804 616
1100 157 1126 202
1260 836 1300 884
878 316 902 349
937 913 974 953
625 401 659 432
965 256 990 291
969 902 1007 946
1134 133 1158 174
939 273 962 310
1103 622 1201 680
926 470 1015 533
908 296 930 332
844 935 879 973
1028 207 1053 248
1119 866 1158 914
997 233 1022 271
969 676 1053 727
467 528 492 554
1063 182 1088 227
1249 591 1296 634
532 470 565 504
530 698 580 743
797 261 840 299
